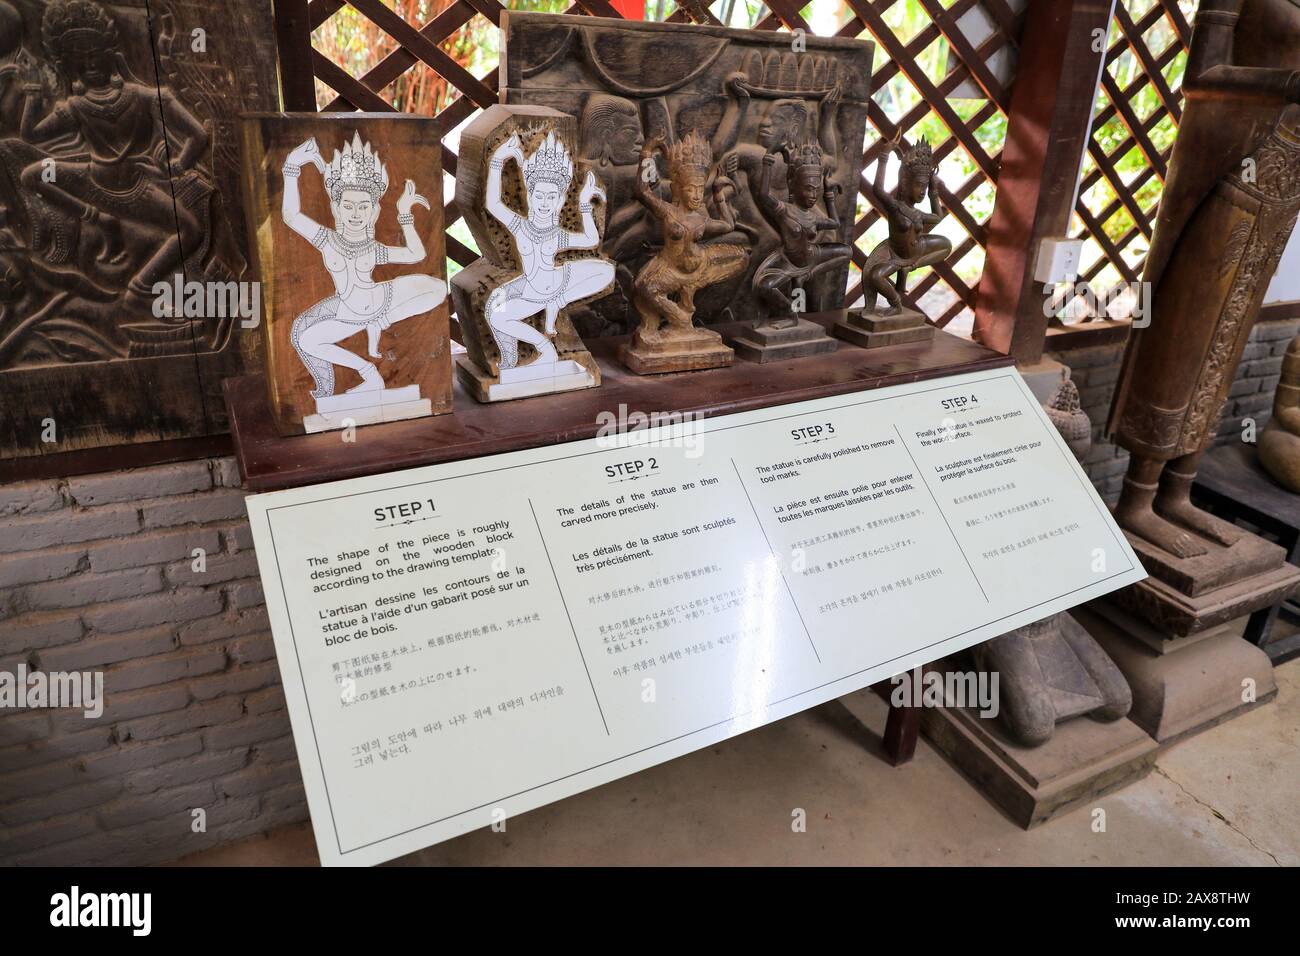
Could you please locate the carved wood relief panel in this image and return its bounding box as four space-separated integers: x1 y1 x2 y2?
0 0 277 461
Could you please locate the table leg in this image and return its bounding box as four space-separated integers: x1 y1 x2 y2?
882 700 920 766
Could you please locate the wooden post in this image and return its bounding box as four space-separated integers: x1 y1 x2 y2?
272 0 318 112
972 0 1115 363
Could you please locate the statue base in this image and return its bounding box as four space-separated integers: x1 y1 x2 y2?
922 684 1157 829
456 355 600 403
1111 527 1300 636
303 385 433 434
1073 601 1277 744
832 307 935 349
727 318 838 363
619 328 734 375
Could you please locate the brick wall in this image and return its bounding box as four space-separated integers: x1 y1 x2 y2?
0 458 308 866
1050 317 1300 504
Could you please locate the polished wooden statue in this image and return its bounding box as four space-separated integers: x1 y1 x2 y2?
620 130 748 374
727 142 846 362
1105 0 1300 612
1108 1 1300 555
833 135 947 349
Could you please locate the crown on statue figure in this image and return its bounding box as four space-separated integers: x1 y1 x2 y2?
901 138 934 172
523 128 573 193
787 140 825 178
325 131 389 204
666 130 713 180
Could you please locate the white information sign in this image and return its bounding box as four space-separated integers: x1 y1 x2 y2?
246 367 1144 865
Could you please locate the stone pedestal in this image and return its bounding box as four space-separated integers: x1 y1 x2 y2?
303 386 433 433
1073 602 1278 744
832 307 935 348
456 355 598 403
619 328 734 374
727 318 838 363
922 698 1157 828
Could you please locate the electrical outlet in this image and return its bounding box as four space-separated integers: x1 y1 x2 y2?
1034 238 1084 284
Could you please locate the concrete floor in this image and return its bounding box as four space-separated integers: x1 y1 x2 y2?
177 655 1300 867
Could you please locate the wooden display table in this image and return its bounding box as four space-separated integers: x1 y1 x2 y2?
225 314 1010 492
1193 442 1300 663
224 315 1013 765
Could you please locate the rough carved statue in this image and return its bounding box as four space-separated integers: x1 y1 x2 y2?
451 104 613 401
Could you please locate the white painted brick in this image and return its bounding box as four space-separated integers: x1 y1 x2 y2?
164 551 260 588
83 588 223 635
36 623 177 672
19 566 163 613
0 480 64 518
140 489 248 529
86 526 221 573
0 505 139 554
0 608 84 655
0 545 85 589
67 461 212 507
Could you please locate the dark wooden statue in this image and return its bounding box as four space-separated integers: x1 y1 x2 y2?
1106 0 1300 607
728 141 846 362
834 134 948 349
621 130 747 374
0 0 277 460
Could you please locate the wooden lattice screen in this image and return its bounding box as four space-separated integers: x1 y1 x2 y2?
285 0 1027 330
1064 0 1194 320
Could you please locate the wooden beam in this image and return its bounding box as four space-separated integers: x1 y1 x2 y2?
272 0 318 111
972 0 1115 364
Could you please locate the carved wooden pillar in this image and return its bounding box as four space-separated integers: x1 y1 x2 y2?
972 0 1116 364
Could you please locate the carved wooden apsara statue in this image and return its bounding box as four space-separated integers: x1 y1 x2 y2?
501 12 874 337
620 130 749 374
1106 0 1300 599
727 141 846 362
1259 330 1300 492
834 135 948 348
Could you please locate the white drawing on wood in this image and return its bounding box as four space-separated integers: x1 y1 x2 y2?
484 129 613 369
280 132 446 400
